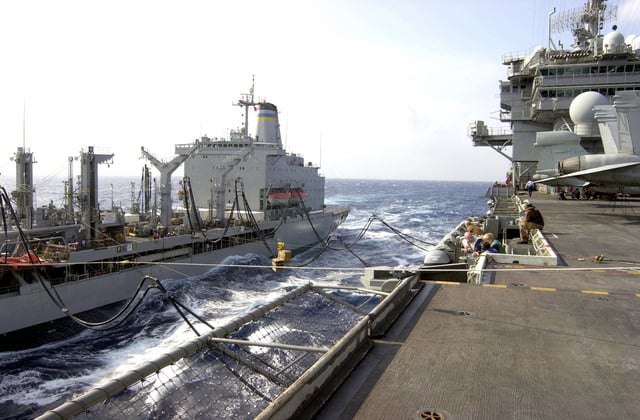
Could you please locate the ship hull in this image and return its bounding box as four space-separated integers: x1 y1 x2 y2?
0 208 348 346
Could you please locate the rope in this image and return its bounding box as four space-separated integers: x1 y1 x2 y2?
294 194 326 245
240 185 274 255
149 277 217 336
287 213 437 268
366 215 436 250
233 178 274 256
334 235 371 267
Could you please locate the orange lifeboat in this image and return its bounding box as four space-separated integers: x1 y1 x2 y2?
290 190 307 200
267 188 307 206
1 251 47 271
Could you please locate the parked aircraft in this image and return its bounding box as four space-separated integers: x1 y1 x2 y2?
535 91 640 193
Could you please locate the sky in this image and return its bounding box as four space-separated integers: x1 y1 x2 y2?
1 0 640 184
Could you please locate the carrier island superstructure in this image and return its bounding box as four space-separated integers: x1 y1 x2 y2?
0 86 349 344
468 0 640 188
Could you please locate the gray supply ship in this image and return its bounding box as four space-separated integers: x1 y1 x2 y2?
0 84 349 347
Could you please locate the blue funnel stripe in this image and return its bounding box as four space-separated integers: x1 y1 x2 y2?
258 109 278 122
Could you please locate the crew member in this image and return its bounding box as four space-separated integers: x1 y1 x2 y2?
518 202 544 244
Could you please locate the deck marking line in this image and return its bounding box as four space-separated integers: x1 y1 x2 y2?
432 281 460 285
581 290 609 295
635 293 640 298
589 269 606 273
530 287 556 292
482 284 507 288
627 271 640 275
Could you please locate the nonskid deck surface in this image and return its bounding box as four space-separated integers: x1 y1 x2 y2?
318 193 640 419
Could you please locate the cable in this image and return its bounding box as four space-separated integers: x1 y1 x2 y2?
38 274 159 331
150 277 217 336
334 235 371 266
368 216 436 250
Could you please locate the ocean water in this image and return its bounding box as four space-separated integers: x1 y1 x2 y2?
0 177 490 419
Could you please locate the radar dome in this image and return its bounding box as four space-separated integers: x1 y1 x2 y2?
625 34 637 45
570 92 609 136
570 92 609 124
633 37 640 52
603 30 625 53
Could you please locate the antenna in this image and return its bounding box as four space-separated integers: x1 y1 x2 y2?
549 0 616 53
548 8 556 50
22 100 26 149
233 75 257 137
319 131 323 169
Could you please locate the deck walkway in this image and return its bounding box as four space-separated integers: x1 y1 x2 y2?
317 192 640 419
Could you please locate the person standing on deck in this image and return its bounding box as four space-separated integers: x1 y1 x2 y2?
518 203 544 244
525 180 535 197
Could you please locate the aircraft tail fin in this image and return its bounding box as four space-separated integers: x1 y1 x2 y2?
613 91 640 155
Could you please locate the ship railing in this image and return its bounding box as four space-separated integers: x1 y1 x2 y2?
467 123 511 138
484 186 515 198
36 275 420 420
502 49 530 64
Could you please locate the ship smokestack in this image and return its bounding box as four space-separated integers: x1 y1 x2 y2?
256 103 281 144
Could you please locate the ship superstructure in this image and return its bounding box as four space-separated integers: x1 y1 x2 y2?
178 88 325 225
469 0 640 187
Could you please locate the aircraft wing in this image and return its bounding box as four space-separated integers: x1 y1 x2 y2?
535 175 589 186
536 161 640 184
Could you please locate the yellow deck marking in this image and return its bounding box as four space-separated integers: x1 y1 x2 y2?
427 281 635 297
589 269 606 273
581 290 609 295
530 287 556 292
628 271 640 275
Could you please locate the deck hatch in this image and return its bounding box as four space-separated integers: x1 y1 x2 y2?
412 408 450 419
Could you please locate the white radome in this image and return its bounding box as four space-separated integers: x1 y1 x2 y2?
569 91 609 124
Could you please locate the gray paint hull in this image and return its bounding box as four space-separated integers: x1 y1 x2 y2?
0 209 348 336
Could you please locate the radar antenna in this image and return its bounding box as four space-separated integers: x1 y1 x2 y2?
549 0 616 54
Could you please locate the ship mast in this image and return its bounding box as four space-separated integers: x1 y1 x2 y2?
233 75 256 139
79 147 113 245
11 147 34 229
